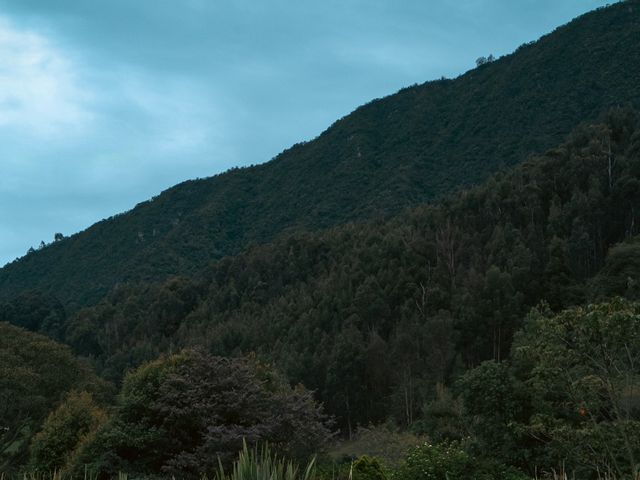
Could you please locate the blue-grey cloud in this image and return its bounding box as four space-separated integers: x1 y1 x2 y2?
0 0 609 265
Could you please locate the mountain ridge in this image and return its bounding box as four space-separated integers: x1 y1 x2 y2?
36 108 640 427
1 0 639 306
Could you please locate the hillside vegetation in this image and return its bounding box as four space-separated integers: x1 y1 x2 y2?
3 112 640 476
1 0 639 306
0 323 108 473
6 107 637 433
2 3 640 478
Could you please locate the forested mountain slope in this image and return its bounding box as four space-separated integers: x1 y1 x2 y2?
1 1 639 306
10 109 637 431
0 323 108 473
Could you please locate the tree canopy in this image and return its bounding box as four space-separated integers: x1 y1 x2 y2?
33 109 640 431
1 0 638 307
459 299 640 478
0 323 107 473
69 350 333 478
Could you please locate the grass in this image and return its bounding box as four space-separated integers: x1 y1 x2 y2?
0 468 100 480
3 446 636 480
328 424 425 469
214 441 315 480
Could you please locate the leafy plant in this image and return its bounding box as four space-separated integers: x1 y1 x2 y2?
67 351 332 479
214 441 316 480
460 299 640 479
393 442 528 480
351 456 387 480
0 323 108 473
28 391 107 475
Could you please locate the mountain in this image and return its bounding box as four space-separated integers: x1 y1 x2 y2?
1 0 639 306
29 109 640 429
2 109 639 477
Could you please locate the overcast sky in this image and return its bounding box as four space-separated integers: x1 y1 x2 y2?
0 0 610 266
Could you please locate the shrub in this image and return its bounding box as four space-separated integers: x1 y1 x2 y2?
0 323 109 472
393 443 469 480
412 384 467 443
352 455 387 480
329 423 424 468
393 442 529 480
315 455 388 480
69 350 333 478
215 440 315 480
28 391 107 474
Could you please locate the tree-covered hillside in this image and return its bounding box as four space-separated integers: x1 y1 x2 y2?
7 108 636 437
0 323 109 473
1 0 639 306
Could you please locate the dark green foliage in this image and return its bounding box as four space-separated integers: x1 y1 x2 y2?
1 1 640 307
315 456 388 480
0 290 66 340
1 5 640 475
214 441 317 480
352 456 387 480
63 276 203 382
28 391 107 475
456 361 529 464
460 299 640 478
329 424 425 470
51 112 640 432
393 442 528 480
412 384 467 444
590 237 640 300
71 350 332 479
0 323 107 473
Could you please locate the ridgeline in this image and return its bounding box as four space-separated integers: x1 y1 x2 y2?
1 0 639 306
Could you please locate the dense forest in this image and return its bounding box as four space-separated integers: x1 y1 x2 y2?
2 1 640 479
2 108 640 478
1 0 639 307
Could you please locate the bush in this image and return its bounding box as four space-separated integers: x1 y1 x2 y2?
393 442 529 480
315 455 387 480
29 391 107 474
412 384 467 443
68 350 333 478
352 455 387 480
393 443 468 480
0 323 109 472
329 423 424 469
215 441 316 480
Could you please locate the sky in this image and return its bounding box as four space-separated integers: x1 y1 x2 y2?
0 0 611 266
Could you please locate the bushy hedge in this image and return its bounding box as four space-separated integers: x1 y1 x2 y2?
393 443 528 480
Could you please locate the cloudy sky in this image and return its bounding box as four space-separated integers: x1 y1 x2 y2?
0 0 609 266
